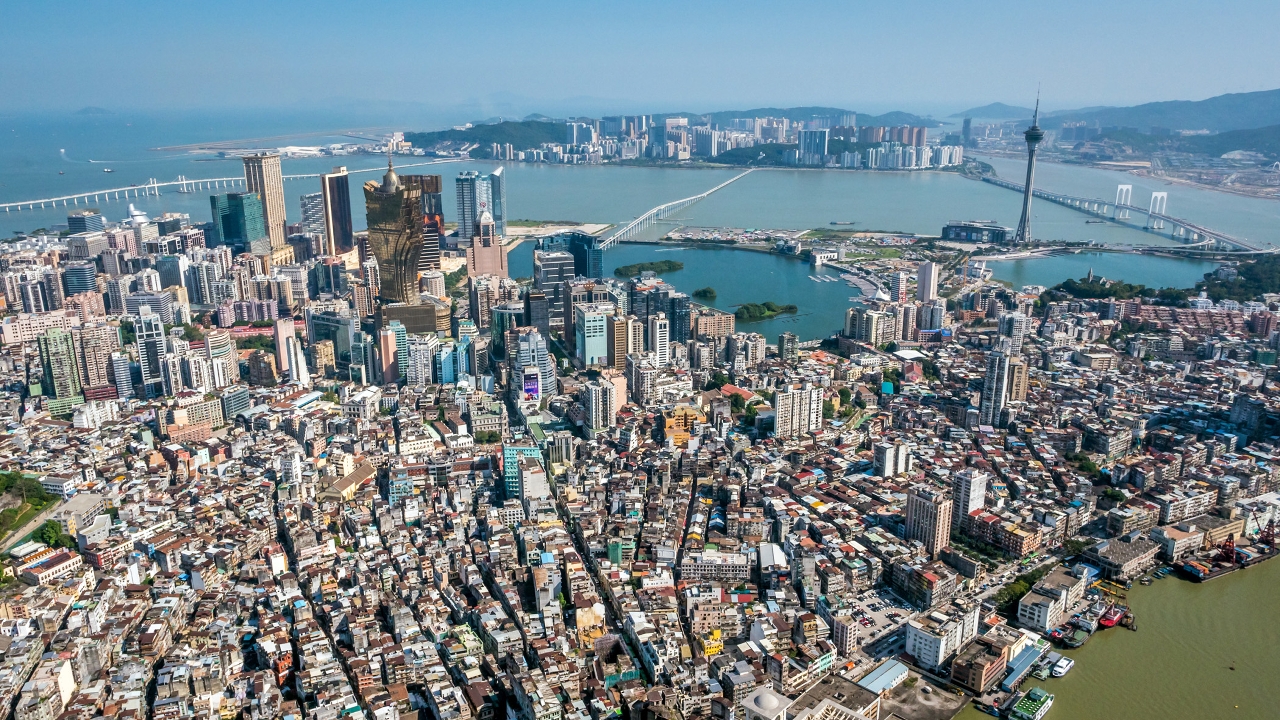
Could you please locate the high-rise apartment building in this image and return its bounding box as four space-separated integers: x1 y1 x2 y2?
135 306 166 398
204 330 236 389
300 193 325 235
998 312 1032 355
773 382 824 438
647 312 670 366
917 261 939 302
906 484 953 559
38 328 83 401
67 210 105 233
890 272 910 304
952 469 989 529
979 346 1012 426
319 167 355 255
273 318 295 373
363 162 424 305
778 332 799 362
873 441 913 477
1009 357 1029 403
243 154 289 262
583 380 617 436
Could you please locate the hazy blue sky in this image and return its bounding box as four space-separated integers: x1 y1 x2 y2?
4 0 1278 125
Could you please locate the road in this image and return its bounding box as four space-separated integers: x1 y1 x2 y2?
1 502 60 552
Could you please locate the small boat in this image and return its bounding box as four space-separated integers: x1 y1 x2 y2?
1086 219 1105 224
1140 576 1153 585
58 171 65 175
1099 605 1126 628
103 168 114 173
1051 657 1075 677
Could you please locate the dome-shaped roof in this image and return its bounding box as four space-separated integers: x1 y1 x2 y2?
380 163 400 193
754 694 779 711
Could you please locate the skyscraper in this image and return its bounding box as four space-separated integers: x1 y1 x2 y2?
300 192 325 235
466 212 507 278
243 153 290 262
916 261 939 302
905 484 952 560
647 312 670 366
135 306 166 398
979 345 1012 426
401 174 443 273
363 160 424 305
273 318 295 373
38 328 82 401
285 335 310 387
209 192 268 251
455 168 507 239
320 166 355 255
1012 98 1044 245
574 303 613 367
204 329 236 389
890 272 909 304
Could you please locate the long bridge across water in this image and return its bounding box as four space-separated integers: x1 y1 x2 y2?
0 158 465 213
982 176 1273 254
598 169 754 250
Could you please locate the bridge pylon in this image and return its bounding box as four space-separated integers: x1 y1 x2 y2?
1146 192 1167 230
1115 185 1132 219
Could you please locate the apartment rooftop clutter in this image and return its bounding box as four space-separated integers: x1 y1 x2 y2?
2 149 1280 720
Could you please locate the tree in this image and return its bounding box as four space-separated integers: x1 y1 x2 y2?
838 387 851 405
321 391 340 403
704 372 730 391
822 400 835 419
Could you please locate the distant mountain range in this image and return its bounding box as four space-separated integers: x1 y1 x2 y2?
1042 88 1280 133
949 103 1033 119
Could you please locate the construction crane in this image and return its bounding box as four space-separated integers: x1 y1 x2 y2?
1214 533 1237 564
1247 508 1276 548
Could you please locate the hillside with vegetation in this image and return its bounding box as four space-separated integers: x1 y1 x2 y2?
1046 87 1280 133
1197 255 1280 301
405 121 566 158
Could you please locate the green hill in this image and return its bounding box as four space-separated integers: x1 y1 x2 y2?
405 120 566 158
1046 88 1280 133
1091 125 1280 159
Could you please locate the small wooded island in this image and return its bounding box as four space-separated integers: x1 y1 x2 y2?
613 260 684 278
735 302 798 321
692 287 717 300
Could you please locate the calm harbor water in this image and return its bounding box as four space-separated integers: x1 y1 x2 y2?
509 242 858 341
988 251 1219 290
0 110 1268 326
957 557 1280 720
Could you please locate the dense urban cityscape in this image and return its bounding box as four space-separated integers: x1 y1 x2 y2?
0 99 1278 720
5 3 1280 720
